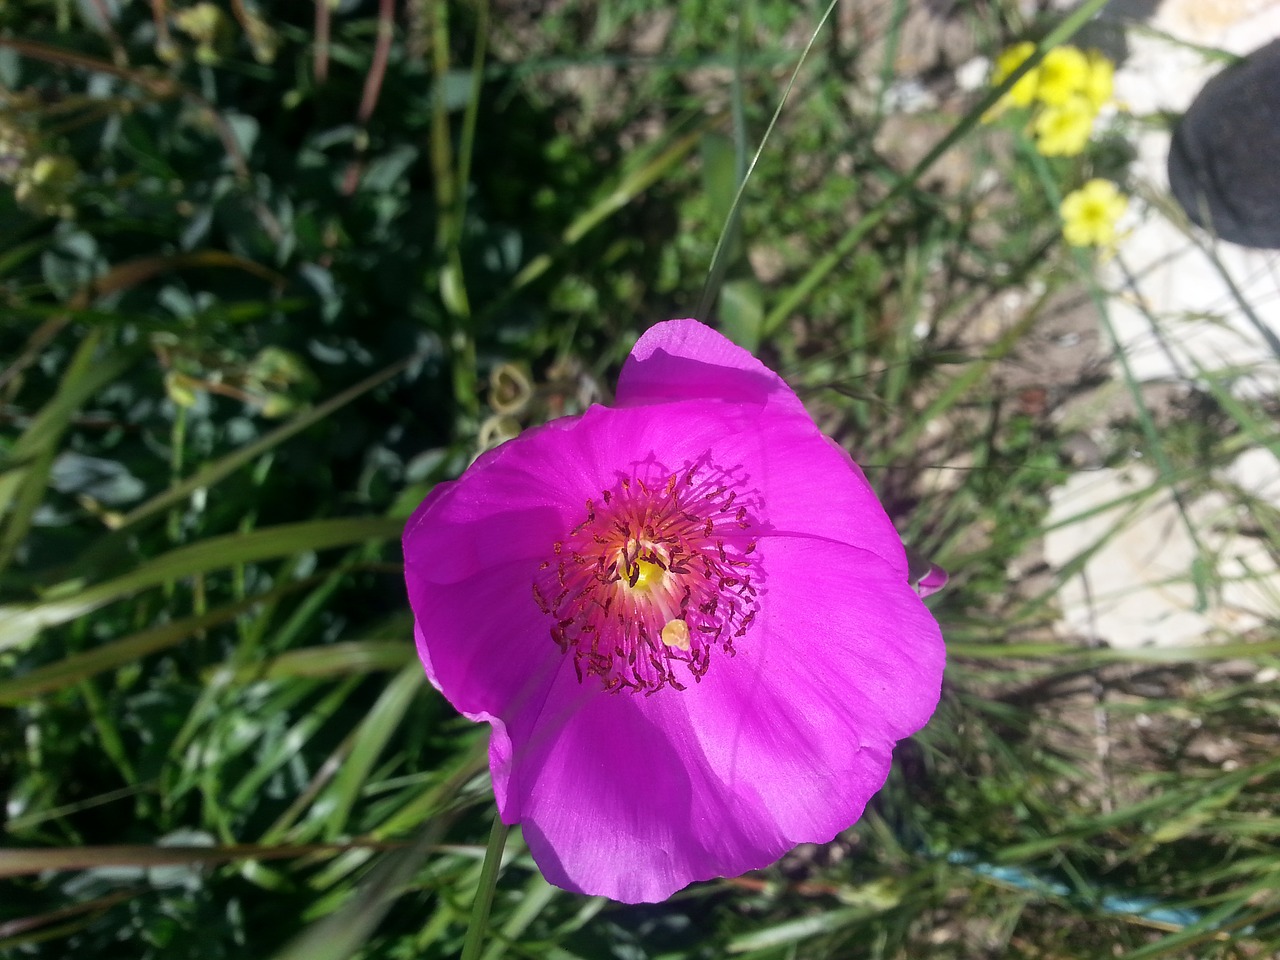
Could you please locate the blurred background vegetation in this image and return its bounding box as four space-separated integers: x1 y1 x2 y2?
1 0 1277 957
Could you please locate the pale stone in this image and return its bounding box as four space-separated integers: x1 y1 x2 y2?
955 55 991 93
1044 455 1280 648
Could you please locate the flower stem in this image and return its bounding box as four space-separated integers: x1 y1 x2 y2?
459 813 509 960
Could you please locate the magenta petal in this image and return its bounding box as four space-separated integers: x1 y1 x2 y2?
409 400 906 577
406 554 558 718
403 319 947 902
403 429 580 586
507 535 942 903
914 563 949 597
406 565 563 816
721 420 909 576
619 321 906 574
679 535 944 801
616 318 808 419
517 671 776 903
404 471 571 811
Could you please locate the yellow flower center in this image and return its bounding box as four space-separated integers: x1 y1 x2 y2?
625 555 665 592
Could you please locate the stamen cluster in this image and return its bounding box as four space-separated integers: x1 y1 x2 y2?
533 462 761 694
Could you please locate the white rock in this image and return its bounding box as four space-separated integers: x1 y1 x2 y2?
954 56 990 93
1044 453 1280 648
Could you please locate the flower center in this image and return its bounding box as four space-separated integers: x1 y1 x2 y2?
533 461 762 694
627 556 664 592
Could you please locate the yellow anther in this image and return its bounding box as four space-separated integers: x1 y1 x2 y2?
661 619 691 651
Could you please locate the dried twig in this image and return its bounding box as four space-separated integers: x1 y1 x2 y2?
341 0 396 195
147 0 175 60
314 0 331 83
86 0 129 66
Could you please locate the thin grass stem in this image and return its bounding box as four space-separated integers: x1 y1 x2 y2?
696 0 842 322
460 813 510 960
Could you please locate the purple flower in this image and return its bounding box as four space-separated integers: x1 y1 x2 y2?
403 319 945 903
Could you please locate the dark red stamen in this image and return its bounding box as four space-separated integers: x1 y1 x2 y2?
533 462 762 694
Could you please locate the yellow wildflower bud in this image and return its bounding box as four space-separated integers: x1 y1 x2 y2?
174 3 232 65
173 3 226 43
1060 179 1128 248
13 154 78 216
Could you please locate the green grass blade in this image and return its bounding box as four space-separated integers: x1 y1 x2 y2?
0 517 403 650
114 353 420 533
322 663 423 838
0 840 405 879
697 0 840 323
0 580 318 704
510 123 706 292
0 335 143 569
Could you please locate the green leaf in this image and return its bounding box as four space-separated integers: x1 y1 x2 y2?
0 517 403 651
718 277 764 353
0 335 143 569
0 842 405 879
727 907 874 953
322 664 424 838
0 580 319 704
208 639 415 683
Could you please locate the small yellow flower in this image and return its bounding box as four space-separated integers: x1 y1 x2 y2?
1035 46 1091 106
173 3 226 43
1033 95 1096 157
0 125 32 183
992 41 1040 109
1083 50 1115 112
13 153 78 217
173 3 232 64
1060 179 1128 248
